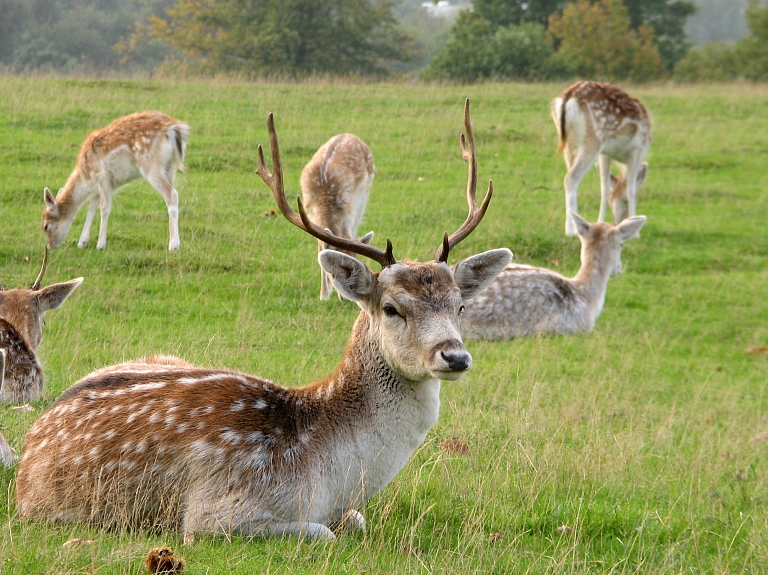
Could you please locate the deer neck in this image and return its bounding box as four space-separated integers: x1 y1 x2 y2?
312 311 441 448
56 170 96 222
572 244 614 307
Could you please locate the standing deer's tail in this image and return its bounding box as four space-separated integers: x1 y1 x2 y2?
168 123 191 173
552 97 566 155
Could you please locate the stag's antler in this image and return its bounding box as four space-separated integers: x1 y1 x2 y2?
31 247 49 291
255 113 396 269
434 98 493 263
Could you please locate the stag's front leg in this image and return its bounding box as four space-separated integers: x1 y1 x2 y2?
97 185 113 250
78 197 99 248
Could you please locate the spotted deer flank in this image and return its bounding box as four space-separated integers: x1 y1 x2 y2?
300 134 375 300
42 111 190 251
16 101 512 540
552 81 650 235
463 213 646 340
0 249 83 402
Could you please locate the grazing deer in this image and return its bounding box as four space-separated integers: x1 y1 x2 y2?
300 134 375 300
463 213 646 340
42 111 190 251
551 81 650 235
16 101 511 541
0 249 84 402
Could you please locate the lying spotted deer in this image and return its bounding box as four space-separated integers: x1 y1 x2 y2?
16 101 511 540
0 249 84 402
463 213 646 340
42 111 190 251
1 348 20 465
300 134 375 300
551 81 650 235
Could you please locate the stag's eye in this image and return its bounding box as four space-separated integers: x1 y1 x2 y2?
459 304 465 314
383 304 400 318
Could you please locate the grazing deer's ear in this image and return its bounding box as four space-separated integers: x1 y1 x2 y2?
453 248 512 300
616 216 647 240
318 251 374 302
43 188 58 216
636 162 648 186
36 278 84 313
570 211 591 238
358 231 374 245
609 173 619 189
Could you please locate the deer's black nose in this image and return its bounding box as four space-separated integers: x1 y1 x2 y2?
441 351 471 372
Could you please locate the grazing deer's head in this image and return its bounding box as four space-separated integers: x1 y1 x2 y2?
42 187 71 249
257 100 511 383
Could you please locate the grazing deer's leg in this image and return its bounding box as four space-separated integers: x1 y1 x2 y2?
78 197 99 248
597 154 612 224
97 183 113 250
147 174 180 251
564 150 597 235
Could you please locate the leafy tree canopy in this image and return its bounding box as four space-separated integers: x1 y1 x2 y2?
549 0 663 81
148 0 414 76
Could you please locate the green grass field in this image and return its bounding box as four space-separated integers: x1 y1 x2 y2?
1 77 767 574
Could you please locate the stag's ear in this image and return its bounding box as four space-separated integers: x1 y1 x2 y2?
358 231 374 245
615 216 647 241
43 188 59 216
37 278 83 313
453 248 512 300
318 251 374 303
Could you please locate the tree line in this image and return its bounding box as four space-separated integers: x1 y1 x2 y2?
0 0 762 82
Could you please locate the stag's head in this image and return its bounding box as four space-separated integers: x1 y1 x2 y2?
42 188 72 249
256 101 511 382
0 249 83 351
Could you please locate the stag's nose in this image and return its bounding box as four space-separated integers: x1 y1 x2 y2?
441 351 471 372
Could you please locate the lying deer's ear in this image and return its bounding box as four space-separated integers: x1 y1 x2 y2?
453 248 512 300
37 278 84 313
616 216 647 240
318 251 374 302
570 211 591 238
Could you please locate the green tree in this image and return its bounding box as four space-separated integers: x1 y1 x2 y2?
733 0 768 79
548 0 662 81
472 0 568 27
425 11 570 81
149 0 413 76
623 0 696 71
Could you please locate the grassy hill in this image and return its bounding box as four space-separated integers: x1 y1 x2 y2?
0 77 767 574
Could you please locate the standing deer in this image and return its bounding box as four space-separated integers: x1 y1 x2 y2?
42 111 190 251
463 212 646 340
300 134 375 300
551 81 650 235
0 249 84 402
16 101 512 541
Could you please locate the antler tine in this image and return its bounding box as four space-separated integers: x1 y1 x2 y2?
435 98 493 263
31 247 49 291
256 113 396 269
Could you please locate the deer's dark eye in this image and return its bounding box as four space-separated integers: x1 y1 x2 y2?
383 305 400 317
459 305 465 314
